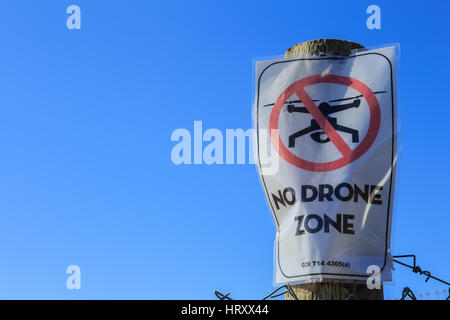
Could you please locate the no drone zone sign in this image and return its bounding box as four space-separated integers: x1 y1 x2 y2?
254 46 397 284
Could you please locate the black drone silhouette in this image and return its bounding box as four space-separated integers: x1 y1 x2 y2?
287 99 360 147
264 91 386 148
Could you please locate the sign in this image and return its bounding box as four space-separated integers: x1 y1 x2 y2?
254 46 397 284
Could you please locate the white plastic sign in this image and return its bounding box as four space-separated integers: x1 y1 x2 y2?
254 46 397 284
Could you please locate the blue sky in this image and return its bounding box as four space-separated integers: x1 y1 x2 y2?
0 0 448 299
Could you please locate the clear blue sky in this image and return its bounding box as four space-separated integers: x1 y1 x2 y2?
0 0 448 299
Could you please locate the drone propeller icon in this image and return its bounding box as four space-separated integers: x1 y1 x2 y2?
264 91 386 148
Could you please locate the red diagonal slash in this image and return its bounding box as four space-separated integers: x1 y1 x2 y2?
268 74 381 172
294 87 353 158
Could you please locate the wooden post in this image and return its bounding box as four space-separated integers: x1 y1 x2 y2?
283 39 384 300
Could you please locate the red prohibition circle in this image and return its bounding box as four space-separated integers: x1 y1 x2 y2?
269 74 381 172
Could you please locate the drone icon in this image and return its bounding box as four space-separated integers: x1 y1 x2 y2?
264 91 386 148
287 99 360 147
